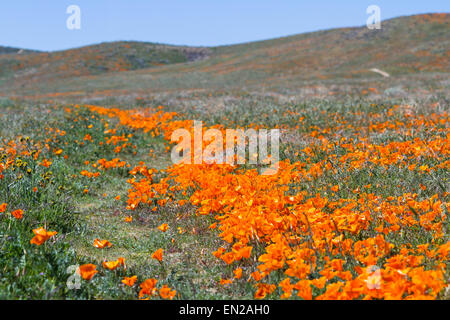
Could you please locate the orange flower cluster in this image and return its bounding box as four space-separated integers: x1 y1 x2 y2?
136 160 448 299
0 138 41 179
97 158 128 170
77 257 176 299
86 104 449 300
139 278 176 300
0 138 65 249
80 170 101 178
85 105 186 144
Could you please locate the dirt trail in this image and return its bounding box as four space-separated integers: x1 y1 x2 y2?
370 68 390 77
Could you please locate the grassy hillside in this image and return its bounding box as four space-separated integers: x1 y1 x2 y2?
0 46 41 55
0 41 211 83
0 13 448 97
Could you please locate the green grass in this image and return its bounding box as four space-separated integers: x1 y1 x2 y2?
0 13 448 300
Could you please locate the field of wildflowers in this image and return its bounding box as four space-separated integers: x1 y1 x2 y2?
0 93 448 300
0 12 448 301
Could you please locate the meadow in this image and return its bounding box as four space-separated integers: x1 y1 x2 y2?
0 90 448 300
0 13 448 300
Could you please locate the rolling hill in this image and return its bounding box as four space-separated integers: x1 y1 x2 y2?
0 41 210 81
0 46 39 55
0 13 448 97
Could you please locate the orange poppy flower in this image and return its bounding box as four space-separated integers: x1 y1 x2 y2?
124 216 133 222
78 264 97 280
93 238 112 249
11 209 23 220
254 283 276 299
121 275 137 287
220 252 235 265
254 288 266 299
220 278 233 286
41 158 52 168
233 268 243 279
157 223 168 232
237 246 252 259
251 271 263 281
209 222 217 229
103 257 125 270
295 280 313 300
212 247 226 258
30 227 57 245
279 278 294 299
139 278 158 298
0 203 7 213
159 285 176 300
151 248 163 262
312 277 327 289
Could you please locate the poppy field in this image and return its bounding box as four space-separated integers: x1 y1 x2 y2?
0 12 449 301
0 92 448 300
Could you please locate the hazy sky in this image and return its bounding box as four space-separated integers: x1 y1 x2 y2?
1 0 449 51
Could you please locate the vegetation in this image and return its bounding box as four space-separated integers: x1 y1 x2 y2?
1 14 448 98
0 13 448 300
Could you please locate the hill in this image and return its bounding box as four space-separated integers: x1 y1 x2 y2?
0 46 40 55
0 13 448 97
0 41 211 82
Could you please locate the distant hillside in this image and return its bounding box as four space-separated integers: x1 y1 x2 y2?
0 41 211 81
207 13 449 79
1 13 448 95
0 46 39 55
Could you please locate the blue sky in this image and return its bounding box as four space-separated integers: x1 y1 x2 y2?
1 0 449 51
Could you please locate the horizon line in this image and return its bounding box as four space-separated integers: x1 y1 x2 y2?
1 12 447 53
